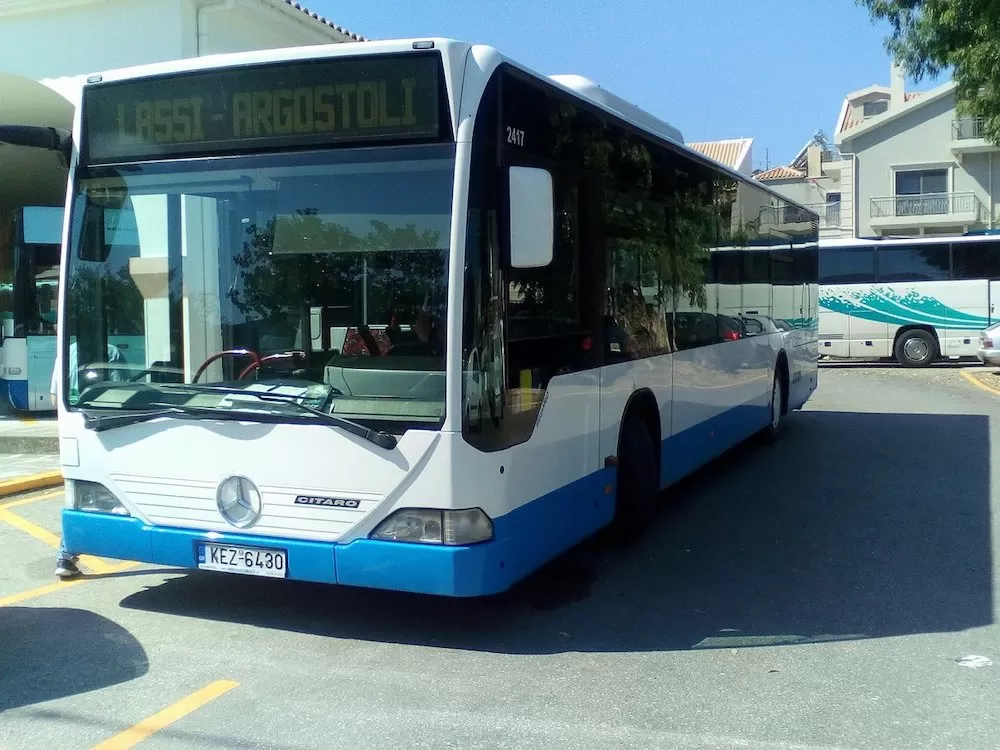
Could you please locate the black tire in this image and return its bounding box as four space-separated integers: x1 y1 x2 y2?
894 329 937 368
613 415 659 536
760 369 785 445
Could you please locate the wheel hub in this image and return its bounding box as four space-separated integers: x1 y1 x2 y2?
903 337 929 361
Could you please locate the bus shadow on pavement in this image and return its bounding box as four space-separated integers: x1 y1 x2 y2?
118 411 994 654
0 607 148 710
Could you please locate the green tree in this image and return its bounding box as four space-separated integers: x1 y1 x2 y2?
858 0 1000 142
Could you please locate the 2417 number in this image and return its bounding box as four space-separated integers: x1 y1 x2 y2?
506 126 525 147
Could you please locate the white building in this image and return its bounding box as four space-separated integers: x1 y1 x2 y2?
757 62 1000 239
0 0 363 228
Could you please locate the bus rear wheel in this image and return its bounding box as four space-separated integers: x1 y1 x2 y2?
894 329 937 368
613 415 659 537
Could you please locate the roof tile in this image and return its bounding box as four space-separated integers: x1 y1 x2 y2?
280 1 366 41
754 166 804 181
687 138 752 170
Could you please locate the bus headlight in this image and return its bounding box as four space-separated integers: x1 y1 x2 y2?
370 508 493 545
70 480 130 516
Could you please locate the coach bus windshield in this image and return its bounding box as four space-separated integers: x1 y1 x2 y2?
62 145 455 429
1 206 61 339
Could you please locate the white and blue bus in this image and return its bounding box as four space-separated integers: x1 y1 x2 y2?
0 205 62 411
9 39 818 596
818 234 1000 366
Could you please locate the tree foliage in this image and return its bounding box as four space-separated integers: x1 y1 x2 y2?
859 0 1000 141
229 212 445 324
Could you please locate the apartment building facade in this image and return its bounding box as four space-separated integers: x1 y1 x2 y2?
758 64 1000 239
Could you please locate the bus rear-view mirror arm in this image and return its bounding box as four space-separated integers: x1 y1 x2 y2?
0 125 73 167
508 166 554 269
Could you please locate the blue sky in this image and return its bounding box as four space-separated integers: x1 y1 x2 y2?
308 0 946 169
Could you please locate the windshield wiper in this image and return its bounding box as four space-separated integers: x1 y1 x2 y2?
83 405 232 433
158 384 398 449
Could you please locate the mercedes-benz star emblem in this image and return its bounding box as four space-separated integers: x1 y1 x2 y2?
216 475 262 529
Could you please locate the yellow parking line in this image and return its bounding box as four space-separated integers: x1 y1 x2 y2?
0 507 119 575
0 579 87 607
0 561 141 607
0 488 65 510
0 507 62 546
92 680 240 750
960 369 1000 397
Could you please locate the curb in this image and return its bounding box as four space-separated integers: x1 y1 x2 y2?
0 437 61 455
0 471 64 499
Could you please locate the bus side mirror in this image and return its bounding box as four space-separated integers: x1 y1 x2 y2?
0 125 72 167
508 166 553 269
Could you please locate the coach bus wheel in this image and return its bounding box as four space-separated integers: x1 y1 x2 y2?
614 415 658 536
894 329 937 368
761 370 785 445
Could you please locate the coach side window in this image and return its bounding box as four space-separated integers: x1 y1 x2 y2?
953 240 1000 280
819 247 875 284
876 243 949 282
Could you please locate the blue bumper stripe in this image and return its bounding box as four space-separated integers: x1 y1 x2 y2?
61 467 616 597
62 512 337 584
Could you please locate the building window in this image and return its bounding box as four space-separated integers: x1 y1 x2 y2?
896 169 947 195
824 192 842 225
894 169 948 216
862 99 889 118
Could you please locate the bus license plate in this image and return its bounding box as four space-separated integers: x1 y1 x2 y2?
197 543 287 578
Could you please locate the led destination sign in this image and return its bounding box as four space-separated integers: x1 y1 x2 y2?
83 53 444 163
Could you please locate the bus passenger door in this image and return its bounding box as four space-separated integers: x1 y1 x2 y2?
940 279 988 356
990 281 1000 325
500 166 605 540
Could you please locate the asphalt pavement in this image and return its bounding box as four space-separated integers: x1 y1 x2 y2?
0 363 998 749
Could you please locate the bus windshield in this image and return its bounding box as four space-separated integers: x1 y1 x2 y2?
63 145 455 428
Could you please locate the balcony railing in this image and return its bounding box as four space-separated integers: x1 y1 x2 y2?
805 202 841 228
953 117 987 140
758 205 816 226
870 191 985 220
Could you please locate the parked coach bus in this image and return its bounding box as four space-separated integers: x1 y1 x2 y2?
2 38 819 597
819 234 1000 367
0 205 61 411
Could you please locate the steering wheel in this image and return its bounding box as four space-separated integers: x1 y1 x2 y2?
238 350 307 380
192 349 261 383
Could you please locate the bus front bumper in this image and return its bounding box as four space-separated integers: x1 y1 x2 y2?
61 509 515 597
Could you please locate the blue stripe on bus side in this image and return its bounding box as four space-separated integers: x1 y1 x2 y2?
661 404 770 488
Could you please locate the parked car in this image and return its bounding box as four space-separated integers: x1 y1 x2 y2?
977 322 1000 365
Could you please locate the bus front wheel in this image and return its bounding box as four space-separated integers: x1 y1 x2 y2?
761 369 786 445
894 329 937 368
613 415 659 537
